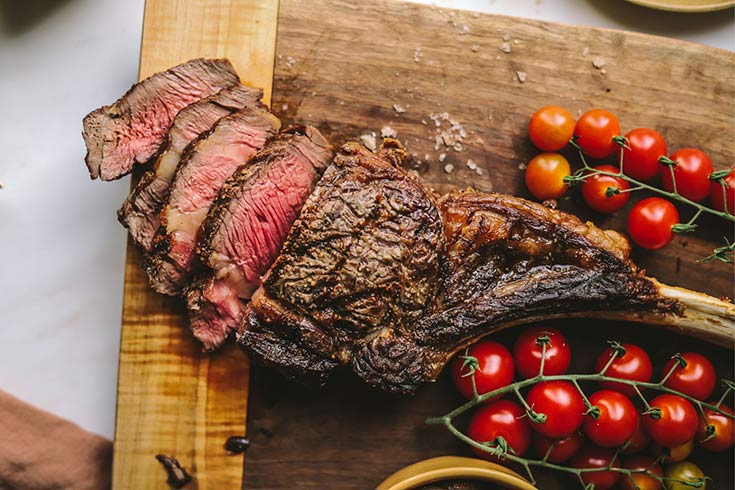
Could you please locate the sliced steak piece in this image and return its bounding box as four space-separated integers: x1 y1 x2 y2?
118 84 264 250
82 58 240 180
238 140 732 393
143 108 280 295
185 126 332 350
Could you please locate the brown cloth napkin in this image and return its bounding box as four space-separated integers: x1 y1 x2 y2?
0 390 112 490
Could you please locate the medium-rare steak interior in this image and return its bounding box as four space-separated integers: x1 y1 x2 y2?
238 140 729 394
118 84 265 250
143 107 281 295
82 58 240 180
186 125 333 350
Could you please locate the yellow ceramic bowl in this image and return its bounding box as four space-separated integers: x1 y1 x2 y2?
625 0 734 12
375 456 539 490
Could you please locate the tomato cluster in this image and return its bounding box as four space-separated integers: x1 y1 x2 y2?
525 106 734 251
452 328 733 490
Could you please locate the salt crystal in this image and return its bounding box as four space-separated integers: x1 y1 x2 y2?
439 153 447 162
466 159 478 170
516 71 527 83
600 68 607 76
514 39 520 45
381 126 398 138
444 163 454 173
518 162 527 171
393 103 406 114
582 46 590 57
502 33 511 42
592 57 606 69
285 56 296 68
360 134 377 151
421 119 427 125
471 45 480 52
501 42 511 54
281 103 289 111
476 168 484 175
413 47 423 63
453 143 463 152
424 154 430 161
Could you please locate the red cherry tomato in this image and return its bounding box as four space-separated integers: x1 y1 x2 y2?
528 106 575 152
524 153 571 201
710 168 735 214
451 340 515 401
574 109 621 159
532 431 584 463
696 403 734 452
622 418 651 455
594 343 653 398
619 128 667 181
513 326 571 379
581 165 631 213
643 394 698 448
627 197 680 250
584 390 639 448
662 148 714 202
619 455 664 490
526 381 585 438
570 444 620 490
467 400 531 460
662 352 716 401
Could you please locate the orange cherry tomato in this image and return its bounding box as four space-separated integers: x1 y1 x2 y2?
524 153 571 201
529 106 575 152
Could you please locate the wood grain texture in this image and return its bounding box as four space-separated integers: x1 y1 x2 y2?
112 1 278 489
244 0 734 488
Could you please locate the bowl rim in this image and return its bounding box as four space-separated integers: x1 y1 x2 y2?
375 455 539 490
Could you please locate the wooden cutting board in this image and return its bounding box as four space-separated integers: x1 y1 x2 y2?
114 0 734 488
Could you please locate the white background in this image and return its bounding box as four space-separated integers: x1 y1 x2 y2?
0 0 732 439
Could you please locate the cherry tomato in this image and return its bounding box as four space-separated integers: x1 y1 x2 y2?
581 165 630 213
650 438 694 463
627 197 680 250
619 128 667 181
620 455 663 490
710 168 735 214
661 148 713 202
528 106 575 152
664 461 707 490
696 403 734 452
574 109 621 159
570 444 620 490
594 342 653 398
526 381 585 438
524 153 571 201
467 399 531 459
643 394 698 448
661 352 716 401
513 326 571 379
584 390 638 448
622 418 651 455
451 340 515 401
532 431 584 463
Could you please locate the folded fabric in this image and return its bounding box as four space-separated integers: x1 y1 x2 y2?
0 390 112 490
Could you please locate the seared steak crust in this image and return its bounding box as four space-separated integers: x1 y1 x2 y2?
82 58 240 180
237 140 445 386
143 108 280 295
118 84 264 250
185 126 333 351
240 141 680 393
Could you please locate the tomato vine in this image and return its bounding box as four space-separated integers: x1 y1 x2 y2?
561 136 735 263
426 337 734 489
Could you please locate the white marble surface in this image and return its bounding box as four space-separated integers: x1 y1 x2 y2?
0 0 732 440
